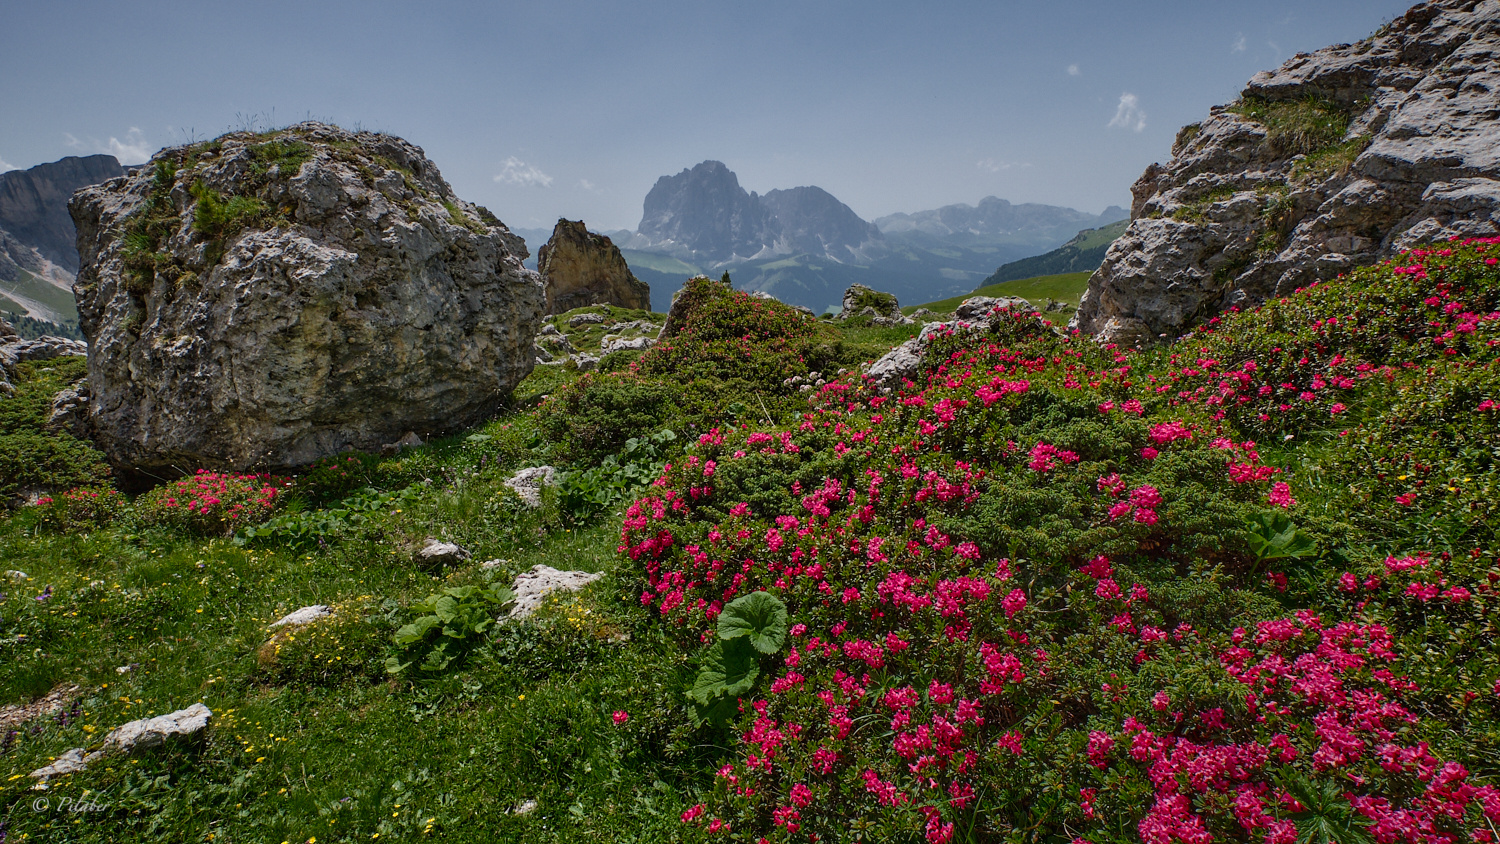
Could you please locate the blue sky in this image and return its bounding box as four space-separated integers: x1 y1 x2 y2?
1 0 1414 232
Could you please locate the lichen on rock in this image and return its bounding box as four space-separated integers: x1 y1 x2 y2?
69 122 545 481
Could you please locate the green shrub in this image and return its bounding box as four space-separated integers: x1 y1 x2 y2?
298 451 385 501
535 371 677 464
134 470 289 536
29 486 127 532
1226 95 1353 156
386 577 516 675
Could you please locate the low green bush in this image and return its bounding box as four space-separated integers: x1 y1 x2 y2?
134 470 289 536
28 486 127 533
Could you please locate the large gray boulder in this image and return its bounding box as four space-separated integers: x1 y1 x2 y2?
70 123 545 480
1074 0 1500 344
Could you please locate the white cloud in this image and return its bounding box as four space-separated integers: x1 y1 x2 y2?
1108 92 1147 133
1232 34 1247 53
0 155 16 173
977 158 1029 173
1067 64 1081 77
61 127 152 164
494 156 553 188
579 178 600 192
105 128 151 164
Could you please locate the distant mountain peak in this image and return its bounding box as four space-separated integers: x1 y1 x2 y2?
635 161 880 266
0 154 124 273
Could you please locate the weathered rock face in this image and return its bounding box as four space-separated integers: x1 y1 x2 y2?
71 123 545 481
1074 0 1500 345
537 219 650 314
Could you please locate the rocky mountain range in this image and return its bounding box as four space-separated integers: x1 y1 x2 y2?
0 154 123 334
561 160 1126 311
1074 0 1500 344
875 196 1124 246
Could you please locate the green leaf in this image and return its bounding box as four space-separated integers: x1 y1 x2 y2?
689 638 760 705
433 595 459 623
717 591 789 654
393 615 440 646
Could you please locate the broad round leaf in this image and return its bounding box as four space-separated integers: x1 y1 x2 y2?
717 590 789 654
689 638 760 705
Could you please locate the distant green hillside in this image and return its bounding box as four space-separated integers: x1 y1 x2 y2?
906 271 1092 315
980 218 1127 286
0 268 78 324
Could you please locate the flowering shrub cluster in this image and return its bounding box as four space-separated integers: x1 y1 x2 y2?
619 240 1500 843
28 486 126 532
135 470 288 535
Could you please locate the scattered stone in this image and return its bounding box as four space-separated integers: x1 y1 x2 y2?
1044 299 1070 313
837 283 902 321
46 384 92 438
513 798 539 816
572 354 600 372
507 565 604 620
538 219 651 314
268 605 333 629
0 331 88 397
479 559 509 570
504 466 558 508
568 312 605 327
601 336 656 353
115 664 136 674
865 297 1046 388
71 122 545 482
954 296 1031 321
380 431 425 457
30 703 212 782
417 538 470 567
5 569 28 581
1074 0 1500 343
0 683 80 732
102 702 212 754
30 748 92 781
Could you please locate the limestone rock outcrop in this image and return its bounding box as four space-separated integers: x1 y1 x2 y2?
70 123 545 481
537 219 650 314
0 319 87 396
1074 0 1500 345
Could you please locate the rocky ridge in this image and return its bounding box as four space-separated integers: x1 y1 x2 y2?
0 154 123 273
71 122 545 481
1074 0 1500 344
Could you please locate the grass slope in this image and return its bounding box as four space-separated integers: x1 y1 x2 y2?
981 218 1127 286
0 269 79 324
905 270 1093 314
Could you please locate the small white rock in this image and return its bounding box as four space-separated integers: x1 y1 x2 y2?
5 570 29 581
513 798 539 815
269 605 333 629
418 538 470 566
507 565 603 620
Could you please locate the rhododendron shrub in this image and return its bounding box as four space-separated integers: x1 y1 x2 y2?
620 241 1500 843
134 470 288 535
29 485 126 532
